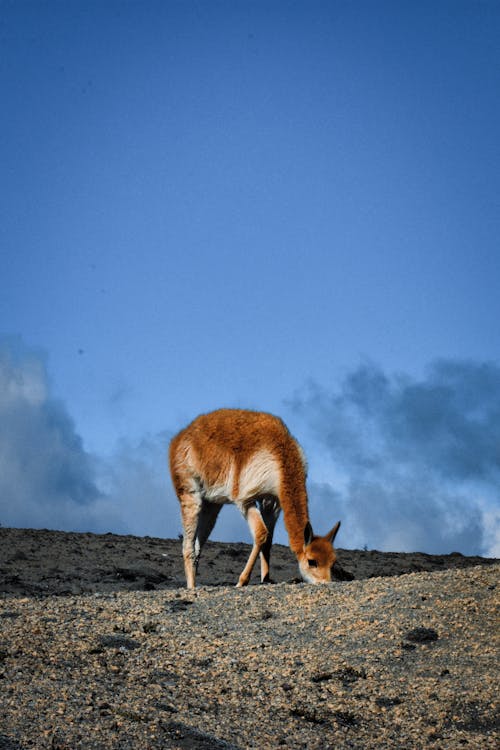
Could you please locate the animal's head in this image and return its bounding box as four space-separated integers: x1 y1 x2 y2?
298 521 341 583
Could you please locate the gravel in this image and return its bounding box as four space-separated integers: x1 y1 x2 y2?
0 562 498 749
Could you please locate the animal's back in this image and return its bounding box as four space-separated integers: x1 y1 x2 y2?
169 409 305 503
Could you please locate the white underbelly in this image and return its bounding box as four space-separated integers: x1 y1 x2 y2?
201 450 281 506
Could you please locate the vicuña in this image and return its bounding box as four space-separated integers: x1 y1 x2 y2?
169 408 341 588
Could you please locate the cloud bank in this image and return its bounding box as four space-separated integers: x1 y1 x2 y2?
288 360 500 556
0 339 122 533
0 338 248 542
1 339 498 556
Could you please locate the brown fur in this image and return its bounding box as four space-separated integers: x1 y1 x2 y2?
169 408 341 588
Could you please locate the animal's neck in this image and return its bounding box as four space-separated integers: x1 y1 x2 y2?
278 454 309 556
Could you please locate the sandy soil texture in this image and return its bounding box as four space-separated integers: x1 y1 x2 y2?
0 528 498 749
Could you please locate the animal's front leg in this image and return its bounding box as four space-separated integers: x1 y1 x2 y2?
237 505 268 587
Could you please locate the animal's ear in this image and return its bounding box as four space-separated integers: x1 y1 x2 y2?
326 520 341 544
304 521 314 547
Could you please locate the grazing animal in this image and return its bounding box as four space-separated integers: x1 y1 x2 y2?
169 408 341 588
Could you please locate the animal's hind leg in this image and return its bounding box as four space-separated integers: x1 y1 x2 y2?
257 496 281 583
179 492 202 589
194 501 222 572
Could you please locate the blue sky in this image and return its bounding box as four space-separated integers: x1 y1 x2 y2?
1 1 499 556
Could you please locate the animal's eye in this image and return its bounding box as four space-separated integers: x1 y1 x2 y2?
307 559 318 568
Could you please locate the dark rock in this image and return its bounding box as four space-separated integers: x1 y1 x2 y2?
98 635 140 651
401 641 416 651
151 701 178 713
311 672 333 683
290 706 327 725
191 657 212 668
333 710 358 727
375 696 403 708
335 666 367 685
259 610 273 620
162 721 240 749
445 700 500 733
168 600 194 613
404 627 439 643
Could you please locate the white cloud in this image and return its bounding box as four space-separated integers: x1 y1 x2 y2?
1 340 498 556
478 498 500 558
0 338 122 533
289 359 500 556
0 339 254 543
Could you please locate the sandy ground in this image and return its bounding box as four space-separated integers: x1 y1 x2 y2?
0 528 498 749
